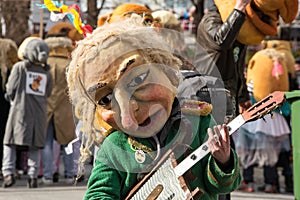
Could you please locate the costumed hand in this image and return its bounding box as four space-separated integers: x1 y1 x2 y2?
239 100 252 114
235 0 251 12
207 125 231 164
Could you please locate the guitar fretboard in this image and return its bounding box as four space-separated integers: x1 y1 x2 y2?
174 114 245 177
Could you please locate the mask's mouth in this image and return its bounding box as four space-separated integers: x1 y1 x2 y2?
122 106 168 138
138 107 163 127
139 116 151 127
245 2 277 36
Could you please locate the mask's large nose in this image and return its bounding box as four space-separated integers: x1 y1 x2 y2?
114 87 139 132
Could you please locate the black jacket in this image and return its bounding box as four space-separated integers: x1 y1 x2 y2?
195 9 250 104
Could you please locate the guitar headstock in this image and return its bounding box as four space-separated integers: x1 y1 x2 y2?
242 91 286 123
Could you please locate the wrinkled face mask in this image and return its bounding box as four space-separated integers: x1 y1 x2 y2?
108 62 176 138
80 51 178 138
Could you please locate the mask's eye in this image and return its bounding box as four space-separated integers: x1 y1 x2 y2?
127 70 149 87
143 18 153 26
97 93 113 106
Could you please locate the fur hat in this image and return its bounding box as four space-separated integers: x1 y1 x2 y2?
46 22 84 43
44 37 73 58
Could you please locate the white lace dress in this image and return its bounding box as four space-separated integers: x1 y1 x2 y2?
233 81 291 168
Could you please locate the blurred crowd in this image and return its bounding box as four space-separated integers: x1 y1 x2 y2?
0 1 299 198
0 22 86 188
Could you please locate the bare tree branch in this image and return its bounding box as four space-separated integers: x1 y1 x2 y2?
1 0 31 45
98 0 106 11
85 0 108 29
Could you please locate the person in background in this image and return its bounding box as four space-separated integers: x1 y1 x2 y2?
0 39 18 179
196 0 252 121
2 38 53 188
236 48 291 193
195 0 251 199
41 33 77 185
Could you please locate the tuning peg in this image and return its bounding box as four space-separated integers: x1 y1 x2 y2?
279 109 283 115
262 117 266 123
270 112 274 119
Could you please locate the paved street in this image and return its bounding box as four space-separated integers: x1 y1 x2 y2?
0 184 86 200
0 167 295 200
0 182 294 200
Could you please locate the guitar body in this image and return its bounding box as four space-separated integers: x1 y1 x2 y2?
126 148 201 200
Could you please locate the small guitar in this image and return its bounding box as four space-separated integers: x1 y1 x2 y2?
125 91 286 200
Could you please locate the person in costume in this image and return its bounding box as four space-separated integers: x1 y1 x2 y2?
235 48 291 193
2 38 53 188
260 41 295 192
66 15 241 200
196 2 252 198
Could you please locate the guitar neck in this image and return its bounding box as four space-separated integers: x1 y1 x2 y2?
173 114 246 177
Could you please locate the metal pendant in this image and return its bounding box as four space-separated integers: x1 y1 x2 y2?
135 149 146 163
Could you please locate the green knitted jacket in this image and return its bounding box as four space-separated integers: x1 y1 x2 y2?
85 114 241 200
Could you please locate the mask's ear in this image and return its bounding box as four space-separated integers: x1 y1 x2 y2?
279 0 298 23
97 13 112 27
